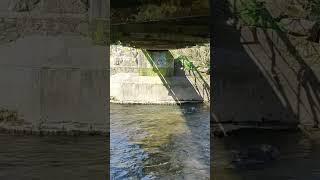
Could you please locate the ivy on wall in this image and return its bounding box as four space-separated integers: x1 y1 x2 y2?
238 0 286 31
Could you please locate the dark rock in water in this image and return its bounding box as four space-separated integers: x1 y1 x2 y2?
231 144 280 168
183 106 198 114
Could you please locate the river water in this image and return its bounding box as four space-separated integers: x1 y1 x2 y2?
2 104 320 180
110 103 210 179
0 134 107 180
213 129 320 180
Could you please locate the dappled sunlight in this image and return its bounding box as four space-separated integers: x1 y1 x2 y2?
110 104 209 178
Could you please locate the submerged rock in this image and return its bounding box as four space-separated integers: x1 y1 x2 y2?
231 144 280 168
183 106 198 114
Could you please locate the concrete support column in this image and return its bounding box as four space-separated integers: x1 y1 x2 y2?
0 0 109 133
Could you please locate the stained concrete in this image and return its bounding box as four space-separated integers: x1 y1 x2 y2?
110 73 206 104
110 46 210 104
0 34 108 132
0 0 109 133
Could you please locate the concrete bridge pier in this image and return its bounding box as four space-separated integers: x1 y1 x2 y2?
212 0 320 135
0 0 109 133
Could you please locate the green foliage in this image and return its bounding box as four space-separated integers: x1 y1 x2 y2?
239 0 266 25
176 55 197 71
239 0 285 31
170 44 210 69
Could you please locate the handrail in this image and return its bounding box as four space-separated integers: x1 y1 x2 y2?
175 55 210 100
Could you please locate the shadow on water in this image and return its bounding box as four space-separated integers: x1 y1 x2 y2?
0 134 107 180
212 0 320 179
145 49 211 178
110 104 210 179
111 50 210 179
214 129 320 180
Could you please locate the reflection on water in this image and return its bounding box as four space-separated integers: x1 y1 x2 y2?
0 134 107 180
213 129 320 180
110 103 210 179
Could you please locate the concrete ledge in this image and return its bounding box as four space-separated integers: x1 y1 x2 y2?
110 100 203 105
111 73 206 104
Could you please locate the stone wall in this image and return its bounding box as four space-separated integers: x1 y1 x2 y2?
0 0 109 133
110 45 141 75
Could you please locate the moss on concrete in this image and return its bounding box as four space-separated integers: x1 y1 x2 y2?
138 67 174 76
90 18 109 46
141 50 175 77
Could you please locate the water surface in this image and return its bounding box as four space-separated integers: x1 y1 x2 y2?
0 134 107 180
110 103 210 179
213 129 320 180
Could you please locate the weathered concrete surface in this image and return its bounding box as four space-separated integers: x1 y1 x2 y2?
110 73 207 104
138 50 175 76
212 0 320 133
0 0 109 133
110 45 209 104
110 45 140 75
